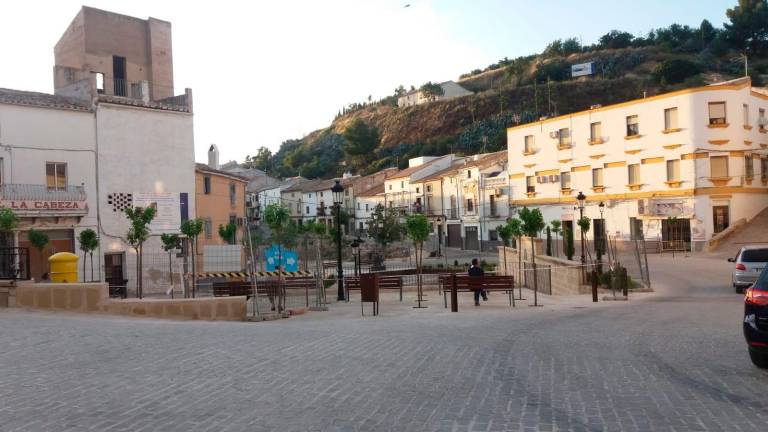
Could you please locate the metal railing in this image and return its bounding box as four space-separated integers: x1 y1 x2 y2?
0 247 30 280
97 77 190 108
0 183 86 201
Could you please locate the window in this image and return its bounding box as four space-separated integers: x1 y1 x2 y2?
489 195 497 215
204 218 212 239
745 155 754 179
762 158 768 180
229 183 236 205
708 102 726 125
592 168 604 187
489 229 498 241
743 104 750 126
357 202 361 210
524 135 535 153
388 184 392 190
626 115 639 136
590 122 602 142
560 171 571 189
760 109 766 131
666 159 680 181
426 185 432 193
467 170 472 178
365 203 369 211
359 221 364 230
0 157 3 185
45 162 67 191
401 181 404 188
710 156 728 178
296 203 300 212
466 198 475 212
306 206 310 214
558 128 570 147
345 189 349 196
416 187 420 193
526 176 535 193
628 163 640 185
664 108 678 130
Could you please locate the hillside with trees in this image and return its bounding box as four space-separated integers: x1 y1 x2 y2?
253 0 768 179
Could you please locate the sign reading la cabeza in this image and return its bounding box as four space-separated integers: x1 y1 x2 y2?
0 199 88 212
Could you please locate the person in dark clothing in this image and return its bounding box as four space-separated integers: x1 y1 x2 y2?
468 258 488 305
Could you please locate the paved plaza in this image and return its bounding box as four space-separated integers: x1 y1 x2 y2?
1 255 768 431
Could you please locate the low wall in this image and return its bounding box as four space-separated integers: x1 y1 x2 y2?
12 282 246 321
498 246 590 295
101 297 246 321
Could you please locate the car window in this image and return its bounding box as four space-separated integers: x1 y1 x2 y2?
754 267 768 290
741 249 768 263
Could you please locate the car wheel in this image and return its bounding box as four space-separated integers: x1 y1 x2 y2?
749 349 768 369
734 284 743 294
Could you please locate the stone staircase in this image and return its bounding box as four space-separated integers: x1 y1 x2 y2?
707 206 768 258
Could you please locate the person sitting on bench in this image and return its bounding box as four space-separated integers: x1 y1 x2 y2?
468 258 488 306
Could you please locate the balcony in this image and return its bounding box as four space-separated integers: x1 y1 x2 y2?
0 184 88 216
56 75 192 112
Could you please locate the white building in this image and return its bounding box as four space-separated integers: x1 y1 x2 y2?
0 7 196 293
397 81 473 108
506 78 768 252
384 155 457 212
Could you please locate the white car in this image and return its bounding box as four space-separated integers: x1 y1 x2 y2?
729 245 768 293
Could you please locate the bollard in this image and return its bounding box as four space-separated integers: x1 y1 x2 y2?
591 270 598 302
621 267 629 297
450 273 458 312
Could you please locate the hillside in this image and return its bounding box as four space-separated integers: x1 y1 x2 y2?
263 7 768 179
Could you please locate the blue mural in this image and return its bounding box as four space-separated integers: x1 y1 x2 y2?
264 244 299 272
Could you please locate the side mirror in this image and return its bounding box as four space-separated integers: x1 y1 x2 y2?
727 257 735 262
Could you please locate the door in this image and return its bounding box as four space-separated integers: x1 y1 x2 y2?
447 224 461 248
661 218 691 251
18 229 74 282
104 253 125 284
562 220 574 255
593 218 605 255
713 205 730 234
112 55 127 96
465 226 479 250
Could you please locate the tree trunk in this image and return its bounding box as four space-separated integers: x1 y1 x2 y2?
531 237 539 306
83 251 87 282
90 252 94 282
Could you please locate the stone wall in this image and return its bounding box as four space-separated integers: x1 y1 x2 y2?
10 282 246 321
498 246 590 295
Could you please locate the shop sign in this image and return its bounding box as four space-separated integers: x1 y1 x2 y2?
0 199 87 212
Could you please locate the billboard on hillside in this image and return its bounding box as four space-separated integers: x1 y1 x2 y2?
571 62 595 77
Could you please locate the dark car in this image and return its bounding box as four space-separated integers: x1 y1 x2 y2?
744 266 768 368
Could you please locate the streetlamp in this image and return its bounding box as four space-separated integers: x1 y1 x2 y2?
436 216 442 257
598 201 605 273
576 191 586 265
332 179 345 301
350 235 364 276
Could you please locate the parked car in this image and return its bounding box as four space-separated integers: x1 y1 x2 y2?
729 245 768 293
744 266 768 368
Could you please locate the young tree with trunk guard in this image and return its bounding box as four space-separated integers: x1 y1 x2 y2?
125 207 156 298
77 229 99 282
519 207 545 306
405 214 431 308
180 218 203 298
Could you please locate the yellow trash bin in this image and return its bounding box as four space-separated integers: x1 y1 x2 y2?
48 252 79 283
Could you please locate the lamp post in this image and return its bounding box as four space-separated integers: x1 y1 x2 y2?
332 179 345 301
576 191 586 265
436 216 442 257
598 201 605 273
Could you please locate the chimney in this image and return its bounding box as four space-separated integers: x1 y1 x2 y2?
208 144 220 169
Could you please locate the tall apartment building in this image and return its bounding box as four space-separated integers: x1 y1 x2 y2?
506 78 768 251
0 7 195 291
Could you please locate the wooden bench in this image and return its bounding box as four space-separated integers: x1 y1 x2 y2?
440 274 515 308
344 275 404 301
213 277 317 302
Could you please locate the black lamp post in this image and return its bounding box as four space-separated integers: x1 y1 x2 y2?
598 201 605 273
332 179 345 301
576 191 586 265
436 216 442 257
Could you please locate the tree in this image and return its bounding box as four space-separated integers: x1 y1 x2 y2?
550 220 562 258
519 207 545 306
263 203 293 312
78 229 99 282
366 204 403 267
181 218 203 298
405 214 431 308
507 217 523 298
125 207 156 298
249 146 273 171
577 216 591 263
160 233 181 298
725 0 768 55
653 59 701 84
0 208 19 247
497 223 514 276
565 224 575 261
419 82 444 101
342 119 380 171
599 30 635 49
28 229 50 277
218 222 237 244
297 219 327 272
394 85 407 96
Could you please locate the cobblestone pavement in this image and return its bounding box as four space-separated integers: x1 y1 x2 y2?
1 255 768 431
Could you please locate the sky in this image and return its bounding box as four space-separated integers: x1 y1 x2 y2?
0 0 734 163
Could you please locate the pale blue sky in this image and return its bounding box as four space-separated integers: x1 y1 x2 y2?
0 1 735 162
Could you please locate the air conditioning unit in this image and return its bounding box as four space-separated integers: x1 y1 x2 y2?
549 130 560 139
759 117 768 127
637 199 649 215
494 188 503 196
549 174 560 183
